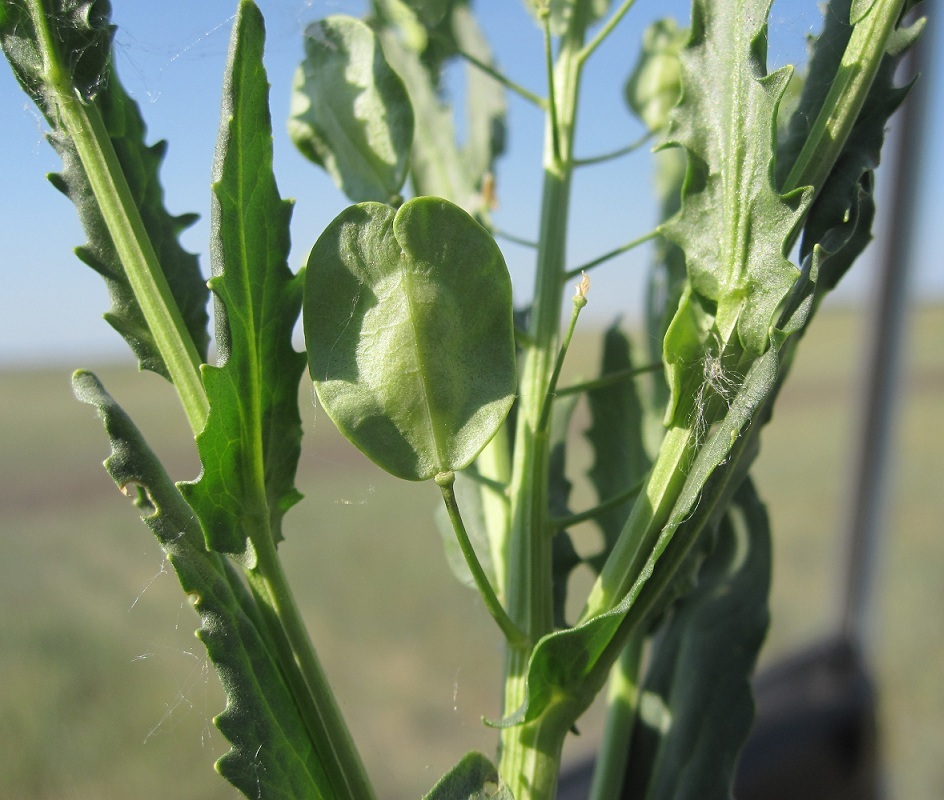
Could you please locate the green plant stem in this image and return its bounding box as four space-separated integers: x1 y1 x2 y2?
494 228 540 249
498 7 590 797
542 12 562 165
564 229 659 280
579 421 697 622
549 477 645 529
249 535 377 800
573 130 654 166
28 0 208 435
436 471 526 646
537 279 589 432
782 0 905 196
469 433 513 604
555 361 663 397
579 0 640 64
588 634 645 800
458 47 547 108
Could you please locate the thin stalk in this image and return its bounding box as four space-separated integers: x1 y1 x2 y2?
537 273 590 432
458 47 547 108
469 432 513 604
579 0 640 65
588 634 645 800
436 471 527 646
549 476 645 529
494 228 540 249
542 12 562 165
28 0 208 435
250 535 377 800
573 130 654 166
564 229 659 280
555 361 662 397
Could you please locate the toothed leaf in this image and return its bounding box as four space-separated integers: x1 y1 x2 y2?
72 370 330 800
624 479 771 800
0 0 210 377
180 0 305 557
658 0 810 424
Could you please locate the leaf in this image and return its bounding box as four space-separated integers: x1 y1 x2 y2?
403 0 452 28
624 18 687 134
0 0 210 377
658 0 811 424
375 5 506 218
493 325 783 730
585 325 651 566
72 371 331 800
304 196 516 481
781 0 917 294
423 751 514 799
549 393 579 628
623 479 771 800
180 0 306 557
289 15 414 203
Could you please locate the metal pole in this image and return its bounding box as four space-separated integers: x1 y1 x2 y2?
839 6 933 651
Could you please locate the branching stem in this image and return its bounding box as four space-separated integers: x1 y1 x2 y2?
574 131 654 166
555 361 662 397
458 47 547 108
549 477 645 529
579 0 640 65
564 229 659 280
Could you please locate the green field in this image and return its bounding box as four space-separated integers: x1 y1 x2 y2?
1 305 941 799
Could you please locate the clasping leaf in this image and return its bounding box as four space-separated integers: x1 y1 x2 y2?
305 196 516 481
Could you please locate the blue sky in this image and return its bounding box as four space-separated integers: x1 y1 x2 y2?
0 0 940 365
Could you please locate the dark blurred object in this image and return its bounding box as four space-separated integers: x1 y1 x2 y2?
734 637 879 800
557 637 880 800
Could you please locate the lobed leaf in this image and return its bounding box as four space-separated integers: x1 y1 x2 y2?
180 0 306 557
304 196 516 481
492 309 787 729
289 15 414 204
0 0 210 377
72 371 329 800
623 479 771 800
658 0 810 424
782 0 918 294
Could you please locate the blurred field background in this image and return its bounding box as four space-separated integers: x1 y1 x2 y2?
1 304 941 800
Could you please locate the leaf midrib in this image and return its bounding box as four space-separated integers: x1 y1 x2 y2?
397 254 447 475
